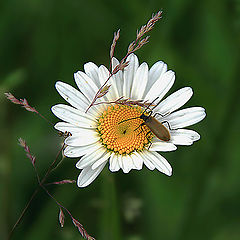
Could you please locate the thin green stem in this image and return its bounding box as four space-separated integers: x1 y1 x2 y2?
7 144 65 240
7 188 39 240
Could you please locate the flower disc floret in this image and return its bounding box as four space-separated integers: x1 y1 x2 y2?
98 105 153 155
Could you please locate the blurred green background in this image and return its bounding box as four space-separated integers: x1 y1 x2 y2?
1 0 240 239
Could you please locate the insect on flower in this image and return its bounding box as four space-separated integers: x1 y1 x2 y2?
51 53 206 187
119 97 171 143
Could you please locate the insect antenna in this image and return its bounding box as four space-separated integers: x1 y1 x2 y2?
149 97 162 111
118 97 160 125
142 97 159 114
118 116 140 124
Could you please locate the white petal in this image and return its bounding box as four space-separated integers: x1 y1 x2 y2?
98 65 118 101
118 154 123 170
54 122 91 134
74 71 99 102
131 152 143 170
130 62 148 100
144 151 172 176
76 146 106 169
123 54 139 98
54 81 100 117
109 154 120 172
154 87 193 115
140 151 155 170
84 62 101 88
77 162 107 187
122 155 134 173
170 129 200 145
64 143 101 158
98 65 110 86
51 104 96 128
109 74 121 99
112 57 123 97
92 152 112 170
55 81 90 111
149 141 177 152
65 130 99 147
144 61 167 96
164 107 206 129
56 77 100 117
145 70 175 103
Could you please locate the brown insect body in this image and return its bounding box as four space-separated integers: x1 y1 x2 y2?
140 114 170 142
118 97 171 142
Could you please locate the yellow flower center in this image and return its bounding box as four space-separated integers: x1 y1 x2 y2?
97 105 153 155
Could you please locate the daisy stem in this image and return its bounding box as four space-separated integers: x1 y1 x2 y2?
7 144 65 240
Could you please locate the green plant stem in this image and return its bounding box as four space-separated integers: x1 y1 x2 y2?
7 188 39 240
7 144 65 240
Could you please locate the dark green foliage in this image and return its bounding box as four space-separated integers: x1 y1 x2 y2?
1 0 240 239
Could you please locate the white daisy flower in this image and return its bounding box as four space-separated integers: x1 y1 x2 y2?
51 54 206 188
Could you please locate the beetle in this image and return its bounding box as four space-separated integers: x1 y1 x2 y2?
119 97 171 142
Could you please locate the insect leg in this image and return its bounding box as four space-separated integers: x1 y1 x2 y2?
153 112 169 118
144 131 153 149
134 123 145 135
161 120 172 130
135 127 153 149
